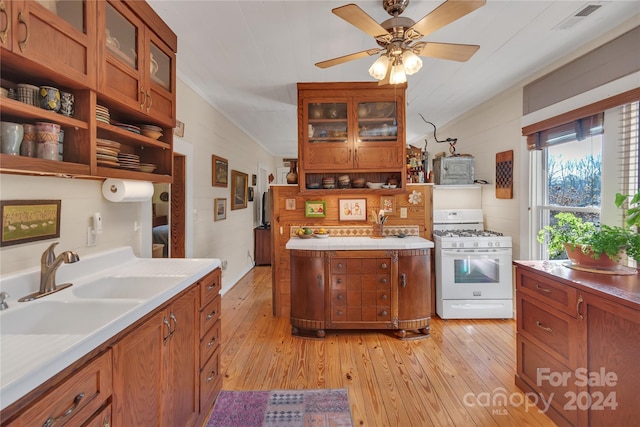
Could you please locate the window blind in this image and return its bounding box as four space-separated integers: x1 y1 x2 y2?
526 113 604 151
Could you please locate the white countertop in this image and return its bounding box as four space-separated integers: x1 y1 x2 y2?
285 236 434 250
0 247 220 411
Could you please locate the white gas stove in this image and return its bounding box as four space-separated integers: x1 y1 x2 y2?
433 209 513 319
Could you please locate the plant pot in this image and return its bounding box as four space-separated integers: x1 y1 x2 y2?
564 244 621 270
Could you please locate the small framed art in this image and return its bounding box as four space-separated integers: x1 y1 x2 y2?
380 195 395 214
231 170 248 210
0 200 61 246
212 155 228 187
214 198 227 221
339 199 366 221
305 201 326 218
285 198 296 210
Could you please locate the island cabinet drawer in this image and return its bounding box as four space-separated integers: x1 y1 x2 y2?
517 270 577 315
81 403 111 427
199 268 222 308
199 346 222 413
200 294 221 337
200 319 221 368
517 295 577 367
517 336 577 426
7 351 112 427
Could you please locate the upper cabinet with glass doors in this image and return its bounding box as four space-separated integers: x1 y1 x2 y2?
298 82 406 193
98 0 176 127
0 0 97 88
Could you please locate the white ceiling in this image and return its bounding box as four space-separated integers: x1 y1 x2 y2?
148 0 640 158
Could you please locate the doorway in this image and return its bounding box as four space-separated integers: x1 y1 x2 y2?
152 153 186 258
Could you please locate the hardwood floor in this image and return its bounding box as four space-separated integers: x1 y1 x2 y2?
216 266 556 427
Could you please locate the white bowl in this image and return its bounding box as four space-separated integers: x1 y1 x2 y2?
366 182 383 189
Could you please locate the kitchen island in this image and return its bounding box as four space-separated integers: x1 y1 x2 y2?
0 247 221 426
286 236 434 339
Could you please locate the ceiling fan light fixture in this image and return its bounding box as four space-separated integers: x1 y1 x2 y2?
389 61 407 84
402 49 422 75
368 54 390 80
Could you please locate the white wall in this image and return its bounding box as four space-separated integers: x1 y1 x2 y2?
175 79 278 293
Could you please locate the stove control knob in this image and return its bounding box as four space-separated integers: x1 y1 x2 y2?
458 242 464 248
488 242 493 247
473 242 479 248
495 242 500 247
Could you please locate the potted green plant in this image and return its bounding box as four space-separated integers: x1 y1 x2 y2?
537 189 640 269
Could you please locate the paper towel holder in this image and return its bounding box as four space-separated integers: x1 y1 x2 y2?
102 179 154 202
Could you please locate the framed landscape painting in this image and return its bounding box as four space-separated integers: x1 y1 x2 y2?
231 170 248 210
212 155 228 187
0 200 61 246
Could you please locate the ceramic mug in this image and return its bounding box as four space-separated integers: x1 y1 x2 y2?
59 91 74 117
39 86 60 112
1 122 24 155
20 124 38 157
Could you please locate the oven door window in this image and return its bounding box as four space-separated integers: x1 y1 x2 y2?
453 257 500 283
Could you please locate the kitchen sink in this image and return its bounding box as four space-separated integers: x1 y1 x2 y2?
0 300 138 335
72 276 182 300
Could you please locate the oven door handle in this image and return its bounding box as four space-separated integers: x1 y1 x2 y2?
440 248 512 256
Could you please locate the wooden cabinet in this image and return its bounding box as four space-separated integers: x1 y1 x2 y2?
514 262 640 427
195 268 222 426
254 226 272 266
290 249 431 339
0 0 176 183
297 82 406 193
112 287 198 427
5 350 112 427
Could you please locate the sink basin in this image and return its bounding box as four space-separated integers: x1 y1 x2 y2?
0 300 138 335
72 276 182 300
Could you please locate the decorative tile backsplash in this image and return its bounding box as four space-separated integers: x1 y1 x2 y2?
289 225 420 238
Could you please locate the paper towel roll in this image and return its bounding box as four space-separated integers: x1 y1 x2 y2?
102 179 154 202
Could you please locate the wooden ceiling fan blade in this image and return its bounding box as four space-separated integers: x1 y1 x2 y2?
315 49 381 69
332 4 389 38
417 42 480 62
410 0 486 38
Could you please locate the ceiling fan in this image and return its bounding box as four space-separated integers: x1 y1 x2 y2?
315 0 486 85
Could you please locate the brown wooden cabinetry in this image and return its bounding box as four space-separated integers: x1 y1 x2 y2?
290 249 430 339
254 226 272 266
514 261 640 427
0 0 176 182
297 82 406 193
112 287 198 427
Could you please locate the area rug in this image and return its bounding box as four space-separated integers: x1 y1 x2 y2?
206 388 353 427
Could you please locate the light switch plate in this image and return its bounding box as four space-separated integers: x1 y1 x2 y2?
400 207 408 218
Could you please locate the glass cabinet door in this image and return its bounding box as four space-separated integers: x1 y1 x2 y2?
307 102 348 142
303 100 351 170
149 41 170 92
357 101 398 142
48 0 84 32
105 2 137 70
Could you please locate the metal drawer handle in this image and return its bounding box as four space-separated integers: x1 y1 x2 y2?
42 392 84 427
207 283 217 291
535 321 552 333
576 294 584 320
381 294 388 300
207 337 217 347
206 369 217 383
535 284 552 294
381 310 388 317
337 293 343 300
400 273 406 288
337 310 343 316
163 316 171 342
17 11 28 52
169 312 177 334
337 263 343 269
336 277 342 284
380 263 387 269
0 2 9 44
206 310 217 320
380 277 387 284
103 414 111 427
318 274 323 287
139 86 146 109
146 90 152 112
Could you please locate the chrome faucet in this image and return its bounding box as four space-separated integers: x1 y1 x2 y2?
19 243 80 302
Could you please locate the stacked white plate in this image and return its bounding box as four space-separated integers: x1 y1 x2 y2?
112 122 141 134
96 138 120 168
117 152 140 170
138 163 157 173
96 105 110 124
140 124 163 140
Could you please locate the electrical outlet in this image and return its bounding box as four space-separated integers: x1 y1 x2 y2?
221 260 228 270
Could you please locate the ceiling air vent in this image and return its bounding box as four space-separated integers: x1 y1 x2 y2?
553 3 603 30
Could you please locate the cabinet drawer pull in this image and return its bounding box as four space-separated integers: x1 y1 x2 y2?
337 263 343 269
103 414 111 427
337 293 343 300
206 369 217 383
337 310 343 316
381 294 388 300
380 310 388 317
206 310 217 320
169 312 177 334
380 277 387 284
336 278 342 284
535 284 552 294
318 274 323 287
400 273 406 288
207 337 217 347
576 294 584 320
139 86 146 109
163 316 171 342
380 263 387 269
42 392 84 427
207 283 217 291
146 90 152 112
0 3 9 44
535 321 552 333
17 11 28 52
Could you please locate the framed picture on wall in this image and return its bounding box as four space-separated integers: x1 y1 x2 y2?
305 201 326 218
231 170 248 210
380 195 395 214
339 199 367 221
212 155 228 187
0 200 61 246
214 198 226 221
